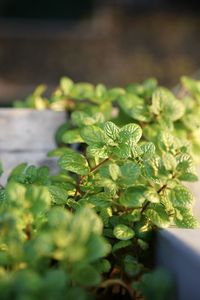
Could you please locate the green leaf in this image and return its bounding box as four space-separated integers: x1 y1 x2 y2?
181 76 200 95
168 186 194 207
143 158 161 182
140 142 156 160
119 186 146 208
119 162 141 186
25 165 37 183
175 207 198 228
58 151 89 175
113 224 135 240
85 193 112 208
104 121 119 140
71 111 96 127
158 131 178 153
107 87 125 101
70 83 94 100
112 240 132 252
85 235 111 262
95 84 107 99
119 123 142 145
118 93 151 122
145 204 170 227
0 187 7 206
138 239 149 250
26 186 51 215
124 255 142 277
62 129 84 144
144 189 160 203
72 265 101 286
87 145 108 159
93 259 111 273
127 210 141 222
7 163 27 182
99 208 112 226
95 178 118 195
162 153 177 171
176 153 194 171
75 207 103 236
178 172 198 182
66 287 89 300
6 182 26 204
48 147 76 158
36 166 51 185
151 88 185 121
109 164 121 181
111 143 131 159
151 89 170 114
133 268 174 300
168 99 185 121
48 185 68 205
80 125 108 146
60 77 74 95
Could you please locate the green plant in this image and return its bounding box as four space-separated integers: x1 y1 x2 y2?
14 76 200 164
0 165 111 300
8 76 200 298
0 112 198 298
174 76 200 161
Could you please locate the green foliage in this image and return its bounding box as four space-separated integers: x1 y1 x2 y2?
13 75 200 162
0 171 110 299
47 119 197 298
7 75 200 298
133 268 174 300
58 150 89 176
113 224 135 240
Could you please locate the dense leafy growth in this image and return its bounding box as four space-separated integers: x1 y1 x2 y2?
2 76 199 299
14 76 200 162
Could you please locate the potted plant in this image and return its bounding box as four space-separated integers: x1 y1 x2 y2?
0 113 198 299
0 75 200 299
0 77 120 183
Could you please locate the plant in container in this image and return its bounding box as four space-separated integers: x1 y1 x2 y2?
0 114 198 299
1 75 200 299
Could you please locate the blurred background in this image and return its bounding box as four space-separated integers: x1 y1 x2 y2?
0 0 200 104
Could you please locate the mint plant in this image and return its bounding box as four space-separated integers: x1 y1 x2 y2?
49 120 197 297
116 77 200 164
173 76 200 161
15 75 200 163
5 75 200 299
0 165 111 300
0 118 196 298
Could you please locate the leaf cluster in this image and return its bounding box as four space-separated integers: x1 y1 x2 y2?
4 75 200 299
15 76 200 163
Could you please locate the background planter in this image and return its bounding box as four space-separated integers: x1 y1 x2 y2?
185 167 200 220
0 108 66 183
156 228 200 300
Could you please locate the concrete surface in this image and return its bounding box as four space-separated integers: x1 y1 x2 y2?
0 109 66 183
157 228 200 300
186 167 200 221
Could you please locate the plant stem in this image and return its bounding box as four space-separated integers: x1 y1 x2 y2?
157 184 167 194
98 278 134 299
90 157 110 173
74 157 110 197
141 201 150 214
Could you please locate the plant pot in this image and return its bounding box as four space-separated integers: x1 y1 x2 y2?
156 170 200 300
185 167 200 220
0 108 66 183
156 227 200 300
